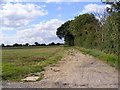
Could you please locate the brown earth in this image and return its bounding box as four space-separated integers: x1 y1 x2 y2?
2 49 118 88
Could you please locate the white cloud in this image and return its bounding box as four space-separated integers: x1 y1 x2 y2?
46 0 82 3
46 0 101 3
2 19 64 44
78 4 111 20
81 4 111 14
1 0 102 2
0 3 48 30
73 4 111 17
57 6 62 10
1 0 27 2
0 34 17 45
0 32 3 44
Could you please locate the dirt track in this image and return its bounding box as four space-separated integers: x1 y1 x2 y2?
2 49 118 88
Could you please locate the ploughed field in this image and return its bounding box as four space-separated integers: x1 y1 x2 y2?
2 46 63 81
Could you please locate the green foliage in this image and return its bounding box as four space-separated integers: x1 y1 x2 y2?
56 20 74 46
101 12 120 55
56 13 98 47
69 13 98 36
56 5 119 56
56 20 72 39
71 14 99 48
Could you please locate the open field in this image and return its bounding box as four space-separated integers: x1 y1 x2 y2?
2 48 118 88
2 46 119 82
2 46 64 81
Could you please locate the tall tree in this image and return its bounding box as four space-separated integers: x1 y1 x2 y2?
69 13 99 47
100 0 120 54
102 0 120 13
56 20 74 46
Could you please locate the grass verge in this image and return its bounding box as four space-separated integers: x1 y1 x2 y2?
73 46 119 69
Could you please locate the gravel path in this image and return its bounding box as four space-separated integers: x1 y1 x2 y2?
2 49 118 88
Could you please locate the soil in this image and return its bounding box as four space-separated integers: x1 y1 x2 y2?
2 49 118 88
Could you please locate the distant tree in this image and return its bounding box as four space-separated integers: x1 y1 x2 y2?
34 42 39 46
40 43 46 46
12 43 22 47
49 42 55 46
56 43 61 45
1 43 5 47
18 44 22 46
6 45 12 47
13 43 19 47
25 43 29 46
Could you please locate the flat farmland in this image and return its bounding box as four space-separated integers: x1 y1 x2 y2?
2 46 64 81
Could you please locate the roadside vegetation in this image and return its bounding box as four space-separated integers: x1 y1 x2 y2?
2 46 64 81
73 47 119 69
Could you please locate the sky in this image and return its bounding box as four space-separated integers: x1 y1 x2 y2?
0 0 109 45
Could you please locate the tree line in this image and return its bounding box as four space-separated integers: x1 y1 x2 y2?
56 0 120 56
1 42 63 47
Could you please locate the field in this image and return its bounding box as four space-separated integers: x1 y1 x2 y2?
2 46 118 88
2 46 118 82
2 46 64 81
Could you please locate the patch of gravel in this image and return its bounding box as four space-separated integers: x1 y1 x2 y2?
2 49 118 88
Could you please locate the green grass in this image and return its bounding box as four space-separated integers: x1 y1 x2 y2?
2 46 64 81
73 46 119 69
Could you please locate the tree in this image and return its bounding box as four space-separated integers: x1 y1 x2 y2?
97 0 120 55
1 43 5 47
34 42 39 46
25 43 29 46
13 43 19 47
40 43 46 46
69 13 99 47
56 43 61 45
6 45 12 47
56 20 74 46
56 20 72 39
48 42 55 46
102 0 120 13
101 12 120 54
69 14 98 36
2 44 5 47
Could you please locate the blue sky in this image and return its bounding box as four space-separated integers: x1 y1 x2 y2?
0 1 108 45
